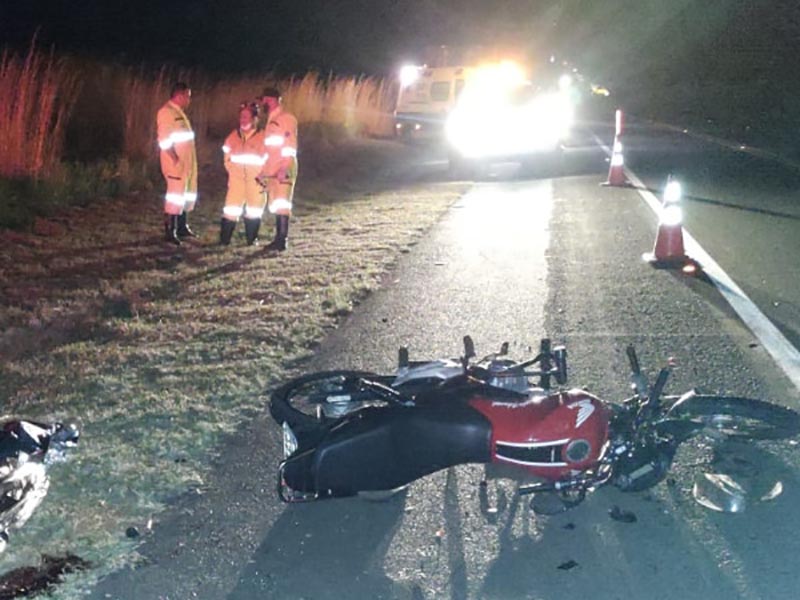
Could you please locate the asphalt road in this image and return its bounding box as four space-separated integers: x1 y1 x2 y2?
91 125 800 600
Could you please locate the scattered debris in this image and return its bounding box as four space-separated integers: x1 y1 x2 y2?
608 505 637 523
125 526 140 539
557 560 579 571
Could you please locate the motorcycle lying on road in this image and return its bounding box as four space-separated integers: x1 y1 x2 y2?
269 338 800 507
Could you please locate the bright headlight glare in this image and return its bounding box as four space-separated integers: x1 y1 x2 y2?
399 65 420 88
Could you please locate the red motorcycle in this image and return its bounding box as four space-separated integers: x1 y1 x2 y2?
270 338 799 506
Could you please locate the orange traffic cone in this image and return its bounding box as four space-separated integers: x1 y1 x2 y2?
602 110 629 187
643 177 695 272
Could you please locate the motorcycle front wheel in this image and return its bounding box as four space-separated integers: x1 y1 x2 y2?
269 370 397 430
666 395 800 440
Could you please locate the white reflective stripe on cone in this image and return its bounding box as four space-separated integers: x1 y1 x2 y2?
230 154 267 165
269 198 292 213
611 153 624 167
245 206 264 218
165 193 185 207
184 192 197 202
281 147 297 158
159 139 173 150
264 135 284 146
223 206 243 218
661 205 682 226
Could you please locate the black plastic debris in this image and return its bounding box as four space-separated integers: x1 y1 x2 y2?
609 505 637 523
557 560 579 571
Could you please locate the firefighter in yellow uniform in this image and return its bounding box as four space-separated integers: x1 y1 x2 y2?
156 82 198 245
257 87 298 252
219 105 268 245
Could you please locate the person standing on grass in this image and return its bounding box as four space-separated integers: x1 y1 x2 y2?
156 82 198 246
256 87 298 252
219 104 268 246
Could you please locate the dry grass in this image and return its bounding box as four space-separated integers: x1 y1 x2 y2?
0 137 466 593
0 41 80 178
119 69 396 163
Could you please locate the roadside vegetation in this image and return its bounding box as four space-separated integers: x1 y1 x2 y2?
0 41 397 230
0 40 460 595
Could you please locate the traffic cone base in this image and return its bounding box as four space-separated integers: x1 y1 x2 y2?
643 223 690 268
601 135 631 187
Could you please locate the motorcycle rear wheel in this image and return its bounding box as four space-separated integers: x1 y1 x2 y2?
666 395 800 440
269 370 396 430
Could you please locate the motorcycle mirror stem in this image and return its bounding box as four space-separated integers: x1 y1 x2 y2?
462 335 476 371
626 344 649 398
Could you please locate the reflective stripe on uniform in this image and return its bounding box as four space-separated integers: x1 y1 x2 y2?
165 193 186 207
184 192 197 202
281 147 297 158
264 135 284 147
269 198 292 213
245 206 264 218
222 145 231 153
223 206 243 218
230 153 268 166
159 130 196 150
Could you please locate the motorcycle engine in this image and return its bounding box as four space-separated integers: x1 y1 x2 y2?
613 439 676 492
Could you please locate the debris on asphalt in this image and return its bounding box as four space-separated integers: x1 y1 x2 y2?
609 505 637 523
557 560 579 571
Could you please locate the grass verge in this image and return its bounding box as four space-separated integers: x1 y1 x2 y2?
0 137 464 595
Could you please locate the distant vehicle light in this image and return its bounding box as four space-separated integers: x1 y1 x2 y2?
591 84 611 97
399 65 421 88
446 89 573 159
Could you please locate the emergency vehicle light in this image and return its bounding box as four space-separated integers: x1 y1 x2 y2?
399 65 421 88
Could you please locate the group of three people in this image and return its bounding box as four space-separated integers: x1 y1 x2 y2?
156 83 298 251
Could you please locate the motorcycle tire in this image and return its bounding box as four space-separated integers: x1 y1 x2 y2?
269 370 396 430
666 395 800 440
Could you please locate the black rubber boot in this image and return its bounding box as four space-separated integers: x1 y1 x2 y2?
279 215 289 251
264 216 281 251
164 215 181 246
177 211 197 238
244 217 261 246
219 218 236 246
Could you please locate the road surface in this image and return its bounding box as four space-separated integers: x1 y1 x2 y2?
91 123 800 600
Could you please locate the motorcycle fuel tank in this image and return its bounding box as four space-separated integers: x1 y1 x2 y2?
470 389 610 480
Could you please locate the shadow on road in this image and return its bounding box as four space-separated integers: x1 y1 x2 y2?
227 492 410 599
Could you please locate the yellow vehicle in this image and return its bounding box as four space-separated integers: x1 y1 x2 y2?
393 64 475 138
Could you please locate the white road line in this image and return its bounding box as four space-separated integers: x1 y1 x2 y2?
594 134 800 392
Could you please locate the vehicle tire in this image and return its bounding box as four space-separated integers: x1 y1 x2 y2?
269 370 395 430
666 395 800 440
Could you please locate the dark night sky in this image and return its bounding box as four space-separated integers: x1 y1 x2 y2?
2 0 799 83
0 1 563 75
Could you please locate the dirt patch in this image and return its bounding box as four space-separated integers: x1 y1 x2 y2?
0 137 466 592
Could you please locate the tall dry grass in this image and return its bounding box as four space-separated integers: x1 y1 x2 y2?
1 39 397 181
119 70 396 161
0 42 80 178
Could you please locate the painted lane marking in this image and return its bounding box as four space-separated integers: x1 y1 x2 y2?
594 134 800 392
